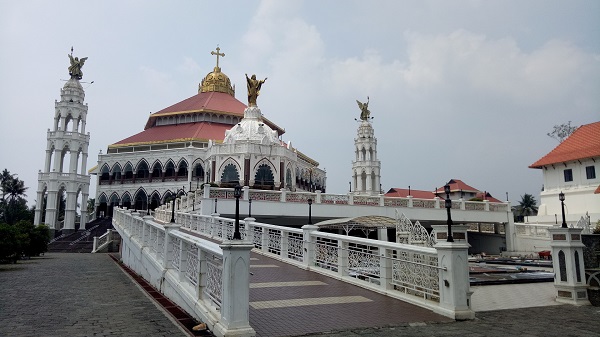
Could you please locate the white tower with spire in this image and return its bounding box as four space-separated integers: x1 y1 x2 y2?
352 97 381 195
34 52 91 235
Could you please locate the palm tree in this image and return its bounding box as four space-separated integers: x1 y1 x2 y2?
1 171 28 224
518 194 538 222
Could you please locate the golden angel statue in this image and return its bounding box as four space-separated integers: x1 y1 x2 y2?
246 73 267 107
356 96 370 121
68 54 88 80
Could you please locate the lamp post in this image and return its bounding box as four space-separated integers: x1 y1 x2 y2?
147 196 150 215
214 198 218 213
171 186 185 223
248 198 252 218
233 184 242 239
307 198 313 225
444 184 454 242
559 191 567 228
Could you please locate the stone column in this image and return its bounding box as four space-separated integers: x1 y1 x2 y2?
213 240 255 337
548 227 590 305
434 240 475 320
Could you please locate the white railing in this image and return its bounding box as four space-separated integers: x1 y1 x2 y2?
112 208 254 336
515 223 554 239
92 229 120 253
170 212 450 311
170 185 509 213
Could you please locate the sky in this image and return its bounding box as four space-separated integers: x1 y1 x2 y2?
1 0 599 207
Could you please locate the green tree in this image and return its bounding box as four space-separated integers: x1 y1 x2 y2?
87 198 95 214
518 194 538 222
1 169 28 225
547 121 578 143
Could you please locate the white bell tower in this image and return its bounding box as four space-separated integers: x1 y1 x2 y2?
34 53 91 235
351 97 381 195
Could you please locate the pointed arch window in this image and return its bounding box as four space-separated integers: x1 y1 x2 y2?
124 163 134 179
177 161 188 177
152 163 162 178
100 165 110 182
165 162 175 177
137 162 149 178
286 168 292 189
221 164 240 184
255 164 275 186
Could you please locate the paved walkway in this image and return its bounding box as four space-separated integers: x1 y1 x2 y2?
248 253 451 336
0 254 188 337
2 253 599 337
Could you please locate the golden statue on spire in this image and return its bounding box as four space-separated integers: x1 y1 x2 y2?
356 96 371 121
68 47 87 80
245 73 267 107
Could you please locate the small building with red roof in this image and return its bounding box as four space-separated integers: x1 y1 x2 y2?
528 121 600 225
386 178 502 202
91 48 326 215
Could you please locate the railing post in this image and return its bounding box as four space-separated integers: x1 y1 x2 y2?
548 227 590 305
261 226 269 253
434 197 440 209
316 190 322 203
244 217 255 244
434 239 475 320
92 236 98 252
379 248 392 291
407 196 413 208
348 194 354 205
281 230 289 258
163 224 181 269
301 225 319 268
338 240 348 277
280 189 286 203
483 200 489 211
460 199 466 211
214 241 255 336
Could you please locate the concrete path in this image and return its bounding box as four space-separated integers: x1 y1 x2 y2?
0 254 188 337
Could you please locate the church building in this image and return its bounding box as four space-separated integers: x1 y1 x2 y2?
92 48 326 216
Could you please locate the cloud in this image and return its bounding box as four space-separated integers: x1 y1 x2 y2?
139 65 176 94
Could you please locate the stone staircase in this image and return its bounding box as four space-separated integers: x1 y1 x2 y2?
48 218 114 253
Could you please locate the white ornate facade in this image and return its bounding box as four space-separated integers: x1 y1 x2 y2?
92 50 325 216
352 120 381 195
34 76 91 233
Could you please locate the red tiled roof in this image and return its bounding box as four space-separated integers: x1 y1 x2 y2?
110 122 232 147
435 179 479 194
385 188 436 199
144 91 246 129
530 121 600 169
475 191 502 203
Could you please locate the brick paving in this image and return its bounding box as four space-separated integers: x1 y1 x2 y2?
248 253 451 337
299 305 600 337
0 253 188 337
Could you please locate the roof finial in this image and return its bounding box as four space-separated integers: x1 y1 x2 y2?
211 46 225 68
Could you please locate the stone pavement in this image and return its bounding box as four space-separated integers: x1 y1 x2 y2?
298 305 600 337
0 253 188 337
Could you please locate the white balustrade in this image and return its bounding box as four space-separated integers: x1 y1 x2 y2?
112 208 254 337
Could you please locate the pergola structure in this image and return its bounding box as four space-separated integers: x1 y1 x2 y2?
315 215 397 236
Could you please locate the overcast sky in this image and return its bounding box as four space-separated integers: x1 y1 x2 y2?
1 0 599 207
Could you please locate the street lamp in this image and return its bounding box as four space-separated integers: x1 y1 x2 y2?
233 184 242 240
307 198 313 225
444 184 454 242
171 186 185 223
214 198 218 213
248 198 252 218
559 191 567 228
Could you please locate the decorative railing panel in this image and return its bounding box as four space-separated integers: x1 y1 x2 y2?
347 243 380 284
384 197 409 207
390 249 439 302
314 236 339 272
464 202 485 211
205 254 223 307
321 194 349 205
287 232 304 262
249 190 281 202
353 196 380 206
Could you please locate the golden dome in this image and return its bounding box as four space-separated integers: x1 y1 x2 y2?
199 66 235 96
